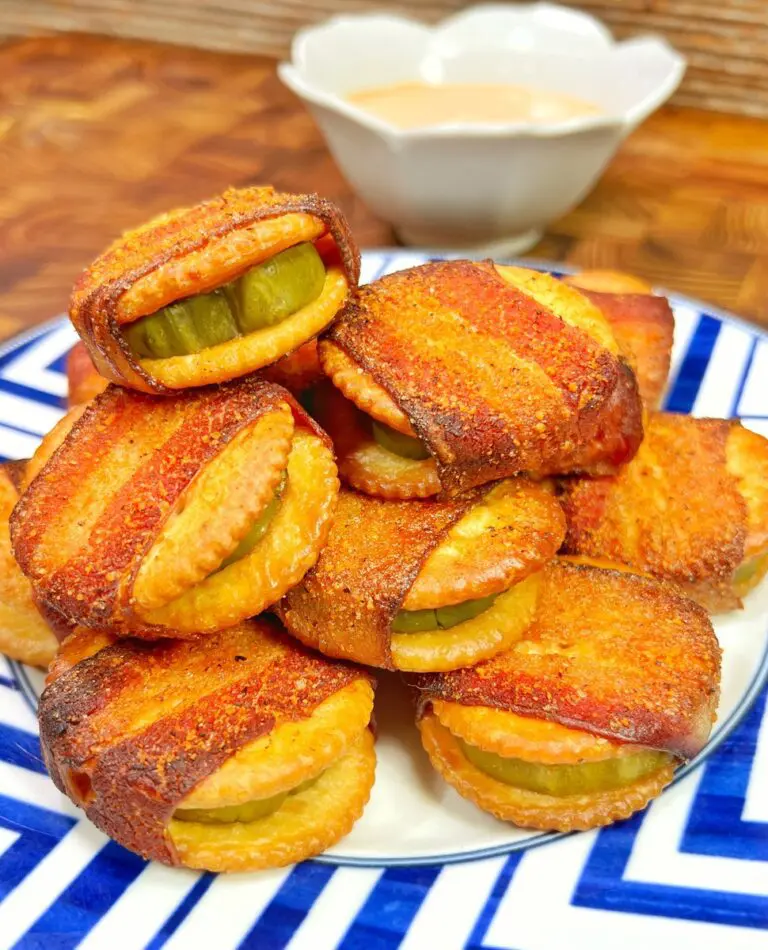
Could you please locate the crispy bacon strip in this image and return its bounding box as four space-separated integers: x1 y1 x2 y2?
560 413 752 611
70 186 360 394
325 261 643 494
562 271 673 408
279 489 483 668
39 619 370 865
580 291 673 408
413 559 721 759
11 376 326 638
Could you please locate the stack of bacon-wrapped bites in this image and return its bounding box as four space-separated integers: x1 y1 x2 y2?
4 186 767 870
9 186 375 872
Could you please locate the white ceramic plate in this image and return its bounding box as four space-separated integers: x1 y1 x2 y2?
3 250 767 871
1 249 767 950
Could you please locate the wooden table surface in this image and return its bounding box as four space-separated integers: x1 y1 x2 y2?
1 31 767 340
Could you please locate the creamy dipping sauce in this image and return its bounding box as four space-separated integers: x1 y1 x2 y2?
346 82 604 129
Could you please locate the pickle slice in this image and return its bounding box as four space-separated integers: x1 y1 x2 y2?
234 242 326 333
217 473 287 571
174 790 288 824
124 312 174 359
188 292 239 347
125 291 237 358
392 594 497 633
124 242 326 360
460 739 673 797
174 775 320 825
371 420 430 460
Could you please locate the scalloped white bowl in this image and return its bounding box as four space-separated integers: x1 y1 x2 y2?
279 3 685 253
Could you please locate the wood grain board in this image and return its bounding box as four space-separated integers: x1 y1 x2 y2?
0 32 767 341
2 0 767 117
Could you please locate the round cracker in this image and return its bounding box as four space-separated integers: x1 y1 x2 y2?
391 572 540 673
117 213 326 324
403 478 565 610
137 430 339 632
169 729 375 872
419 712 674 831
133 403 294 611
311 381 440 499
318 339 415 435
182 678 374 808
431 700 635 765
139 267 348 389
564 270 654 295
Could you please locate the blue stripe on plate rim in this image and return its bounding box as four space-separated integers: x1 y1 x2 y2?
4 254 768 868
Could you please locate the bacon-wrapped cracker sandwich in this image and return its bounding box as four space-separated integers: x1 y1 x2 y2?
70 186 359 393
279 481 565 671
39 619 375 871
316 262 643 498
561 413 768 612
0 463 58 666
413 558 721 831
12 377 338 638
564 270 674 409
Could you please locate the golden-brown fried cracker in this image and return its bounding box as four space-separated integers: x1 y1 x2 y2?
404 478 565 609
418 712 674 831
565 270 653 295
